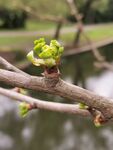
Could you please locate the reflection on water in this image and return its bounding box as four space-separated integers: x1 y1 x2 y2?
0 132 14 149
87 70 113 97
0 95 17 118
0 46 113 150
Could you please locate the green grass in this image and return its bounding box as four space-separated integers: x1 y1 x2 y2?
0 36 34 46
0 34 51 47
0 35 50 52
25 20 56 31
0 20 56 32
86 27 113 39
1 24 113 51
60 24 113 44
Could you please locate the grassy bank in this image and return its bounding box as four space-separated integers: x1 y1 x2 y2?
60 24 113 44
0 23 113 51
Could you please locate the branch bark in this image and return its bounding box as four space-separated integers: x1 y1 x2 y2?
0 87 90 116
0 69 113 120
0 56 29 76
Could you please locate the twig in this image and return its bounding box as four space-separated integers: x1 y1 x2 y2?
66 0 113 71
0 56 29 76
1 68 113 120
0 87 90 116
20 5 68 23
66 0 83 45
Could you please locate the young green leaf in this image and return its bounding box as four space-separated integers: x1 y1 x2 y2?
27 38 64 68
19 102 30 117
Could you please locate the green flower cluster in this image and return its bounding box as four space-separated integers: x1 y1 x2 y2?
27 38 64 67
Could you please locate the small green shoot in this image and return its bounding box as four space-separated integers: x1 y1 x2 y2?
27 38 64 68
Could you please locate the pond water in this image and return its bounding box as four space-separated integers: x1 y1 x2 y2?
0 44 113 150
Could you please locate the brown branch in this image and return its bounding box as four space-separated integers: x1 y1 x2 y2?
20 4 67 41
66 0 83 45
82 0 95 23
19 4 68 42
66 0 82 23
0 56 29 76
94 61 113 71
0 87 90 116
66 0 113 71
0 69 113 120
53 20 63 40
20 5 68 23
81 26 113 71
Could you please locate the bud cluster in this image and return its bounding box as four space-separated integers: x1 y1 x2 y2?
27 38 64 68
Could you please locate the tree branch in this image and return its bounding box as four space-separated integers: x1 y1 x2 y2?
0 87 90 116
66 0 113 72
20 5 68 23
0 56 29 76
0 69 113 120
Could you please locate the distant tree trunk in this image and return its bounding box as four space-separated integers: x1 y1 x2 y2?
73 0 94 44
54 21 63 40
73 23 82 45
74 56 86 88
82 0 94 23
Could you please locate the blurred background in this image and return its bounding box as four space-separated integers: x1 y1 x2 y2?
0 0 113 150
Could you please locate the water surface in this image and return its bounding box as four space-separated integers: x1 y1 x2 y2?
0 45 113 150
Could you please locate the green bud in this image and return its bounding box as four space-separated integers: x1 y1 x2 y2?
59 46 64 54
44 58 56 67
27 51 45 66
19 88 28 95
94 122 102 128
50 40 60 47
39 49 52 59
94 114 103 128
34 40 38 45
79 103 88 109
34 38 45 45
33 59 45 66
38 38 45 43
42 45 50 51
51 46 58 57
27 51 35 63
50 40 64 59
34 43 44 55
27 38 64 68
19 102 30 117
33 38 46 55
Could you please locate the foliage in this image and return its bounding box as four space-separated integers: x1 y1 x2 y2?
27 38 64 68
0 8 27 29
19 102 30 117
0 0 68 16
79 103 88 109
